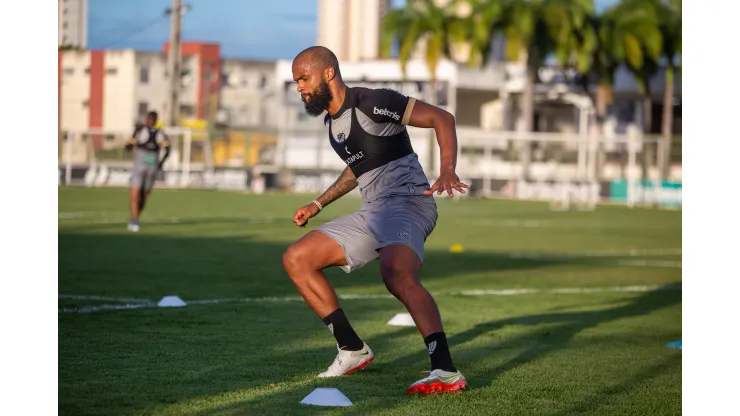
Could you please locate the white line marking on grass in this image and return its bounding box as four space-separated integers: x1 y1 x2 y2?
471 219 550 228
459 285 681 296
502 248 682 268
58 216 278 225
506 248 681 258
58 294 153 303
58 212 94 219
58 286 680 314
58 303 155 313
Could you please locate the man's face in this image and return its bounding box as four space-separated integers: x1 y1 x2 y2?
145 116 155 127
292 58 332 117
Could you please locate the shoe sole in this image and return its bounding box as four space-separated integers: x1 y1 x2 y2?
407 380 467 395
344 356 374 375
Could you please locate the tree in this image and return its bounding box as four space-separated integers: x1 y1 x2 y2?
380 0 467 169
466 0 595 178
380 0 468 83
604 0 663 136
653 0 681 178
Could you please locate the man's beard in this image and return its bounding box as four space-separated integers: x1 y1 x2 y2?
302 80 333 117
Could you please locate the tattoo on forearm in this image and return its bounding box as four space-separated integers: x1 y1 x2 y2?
317 167 357 207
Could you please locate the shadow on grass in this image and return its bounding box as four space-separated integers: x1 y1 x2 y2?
58 229 565 300
127 287 681 416
58 227 680 415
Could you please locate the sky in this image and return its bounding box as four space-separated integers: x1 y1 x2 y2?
88 0 621 61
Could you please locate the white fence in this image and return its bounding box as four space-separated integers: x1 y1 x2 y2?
58 126 680 209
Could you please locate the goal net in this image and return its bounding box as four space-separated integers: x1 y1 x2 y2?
453 130 640 211
58 127 208 188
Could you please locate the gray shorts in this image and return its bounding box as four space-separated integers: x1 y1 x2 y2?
315 196 438 273
130 165 158 191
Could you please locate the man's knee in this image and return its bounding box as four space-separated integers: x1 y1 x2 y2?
282 242 321 278
282 244 303 274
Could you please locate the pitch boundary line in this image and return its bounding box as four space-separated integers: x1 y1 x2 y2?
58 285 681 314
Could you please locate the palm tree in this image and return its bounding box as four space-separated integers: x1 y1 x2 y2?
380 0 468 169
653 0 681 178
380 0 468 86
466 0 595 179
603 0 663 136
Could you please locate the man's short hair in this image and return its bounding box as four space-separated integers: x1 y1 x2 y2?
147 111 158 121
296 46 340 75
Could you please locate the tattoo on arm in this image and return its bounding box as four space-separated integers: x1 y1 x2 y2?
316 167 357 208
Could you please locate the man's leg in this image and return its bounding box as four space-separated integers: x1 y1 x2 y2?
137 168 157 215
282 229 376 377
138 188 151 213
127 185 143 232
378 245 455 369
128 169 145 231
369 196 465 394
379 244 466 394
282 230 348 319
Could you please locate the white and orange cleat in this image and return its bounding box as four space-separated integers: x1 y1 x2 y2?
316 342 374 378
407 369 467 395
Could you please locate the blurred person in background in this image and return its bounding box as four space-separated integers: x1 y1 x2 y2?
125 111 170 232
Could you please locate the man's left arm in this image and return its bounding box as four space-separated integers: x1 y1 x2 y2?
157 131 171 169
404 99 469 196
359 88 468 196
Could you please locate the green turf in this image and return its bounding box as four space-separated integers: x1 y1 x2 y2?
58 187 682 415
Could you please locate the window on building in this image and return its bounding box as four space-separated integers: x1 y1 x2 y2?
82 100 89 108
259 75 268 89
84 67 90 75
139 67 149 84
106 68 117 75
179 104 194 117
138 102 148 118
63 68 74 76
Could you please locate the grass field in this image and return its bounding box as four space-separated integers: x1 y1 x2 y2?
58 187 682 416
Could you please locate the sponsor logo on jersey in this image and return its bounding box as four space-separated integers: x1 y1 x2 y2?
373 107 401 121
345 151 365 165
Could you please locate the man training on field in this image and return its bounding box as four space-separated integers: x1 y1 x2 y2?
282 46 469 395
125 111 170 232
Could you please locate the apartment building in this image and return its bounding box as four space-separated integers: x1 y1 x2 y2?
316 0 393 62
59 0 87 48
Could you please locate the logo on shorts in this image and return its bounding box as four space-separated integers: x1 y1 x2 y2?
334 132 347 143
398 232 409 239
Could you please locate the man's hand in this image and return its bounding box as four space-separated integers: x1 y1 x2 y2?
424 170 469 197
293 203 321 227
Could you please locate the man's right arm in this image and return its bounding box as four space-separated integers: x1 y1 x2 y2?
315 166 357 209
125 127 139 151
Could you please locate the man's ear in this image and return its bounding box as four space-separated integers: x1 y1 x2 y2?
325 67 335 82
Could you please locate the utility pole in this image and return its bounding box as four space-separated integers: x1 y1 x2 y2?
166 0 183 127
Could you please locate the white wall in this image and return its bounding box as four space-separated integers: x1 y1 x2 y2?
60 51 90 131
220 60 277 127
102 50 136 132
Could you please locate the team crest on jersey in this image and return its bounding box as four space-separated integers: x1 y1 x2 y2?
334 132 347 144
